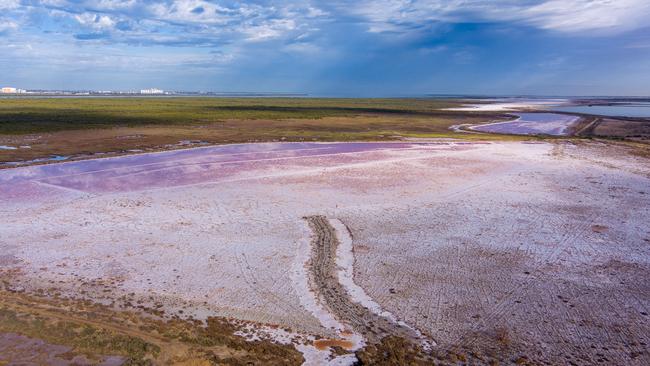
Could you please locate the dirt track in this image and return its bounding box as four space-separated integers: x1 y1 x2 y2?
305 215 421 345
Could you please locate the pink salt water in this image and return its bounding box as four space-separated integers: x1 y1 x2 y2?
0 142 444 200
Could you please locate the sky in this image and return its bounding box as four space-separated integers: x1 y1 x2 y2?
1 0 650 96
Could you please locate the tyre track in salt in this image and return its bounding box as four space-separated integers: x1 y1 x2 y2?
304 215 424 345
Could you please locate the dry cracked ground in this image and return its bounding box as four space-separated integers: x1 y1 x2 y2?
1 140 649 365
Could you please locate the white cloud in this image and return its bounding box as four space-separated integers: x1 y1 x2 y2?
345 0 650 34
305 6 329 18
14 1 330 45
92 0 136 11
283 41 321 54
6 0 650 43
75 13 116 30
0 19 18 32
0 34 236 71
522 0 650 33
149 0 234 25
38 0 70 6
242 19 297 41
0 0 20 10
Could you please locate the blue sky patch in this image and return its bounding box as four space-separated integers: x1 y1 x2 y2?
0 0 649 96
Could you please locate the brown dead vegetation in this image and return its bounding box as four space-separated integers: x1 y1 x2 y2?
0 289 303 365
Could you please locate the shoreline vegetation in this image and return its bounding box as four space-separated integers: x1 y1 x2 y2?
0 97 513 166
0 97 648 167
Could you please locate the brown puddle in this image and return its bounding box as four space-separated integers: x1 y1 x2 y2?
313 338 355 351
592 224 609 233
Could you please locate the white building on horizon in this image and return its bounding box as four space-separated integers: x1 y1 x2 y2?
1 87 28 94
140 88 164 95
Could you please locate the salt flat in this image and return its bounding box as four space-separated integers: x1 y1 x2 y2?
1 141 649 365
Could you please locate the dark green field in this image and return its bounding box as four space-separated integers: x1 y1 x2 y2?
0 97 478 134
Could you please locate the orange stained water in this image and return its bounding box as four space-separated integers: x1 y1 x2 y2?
313 338 355 351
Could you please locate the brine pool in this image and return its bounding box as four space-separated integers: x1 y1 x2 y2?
470 113 580 136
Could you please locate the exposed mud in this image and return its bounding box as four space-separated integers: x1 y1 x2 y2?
305 215 422 345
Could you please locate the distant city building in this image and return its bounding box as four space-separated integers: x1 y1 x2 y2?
1 87 27 94
140 88 164 95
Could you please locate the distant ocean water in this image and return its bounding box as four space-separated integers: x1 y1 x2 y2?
552 103 650 118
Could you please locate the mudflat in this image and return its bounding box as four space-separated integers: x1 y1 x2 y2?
1 140 649 364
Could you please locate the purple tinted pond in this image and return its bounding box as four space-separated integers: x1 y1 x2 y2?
472 113 579 136
0 142 426 198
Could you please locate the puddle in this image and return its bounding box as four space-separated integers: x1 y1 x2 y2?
591 224 609 233
0 145 17 150
2 155 69 167
178 140 209 146
313 338 355 351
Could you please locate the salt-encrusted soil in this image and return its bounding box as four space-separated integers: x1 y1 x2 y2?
304 216 422 346
1 141 649 365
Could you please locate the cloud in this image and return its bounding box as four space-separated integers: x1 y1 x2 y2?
241 19 297 42
283 41 321 54
344 0 650 35
2 0 649 95
0 20 18 35
0 33 235 72
522 0 650 33
5 0 329 47
147 1 237 25
7 0 648 53
91 0 136 11
75 13 117 31
0 0 20 10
